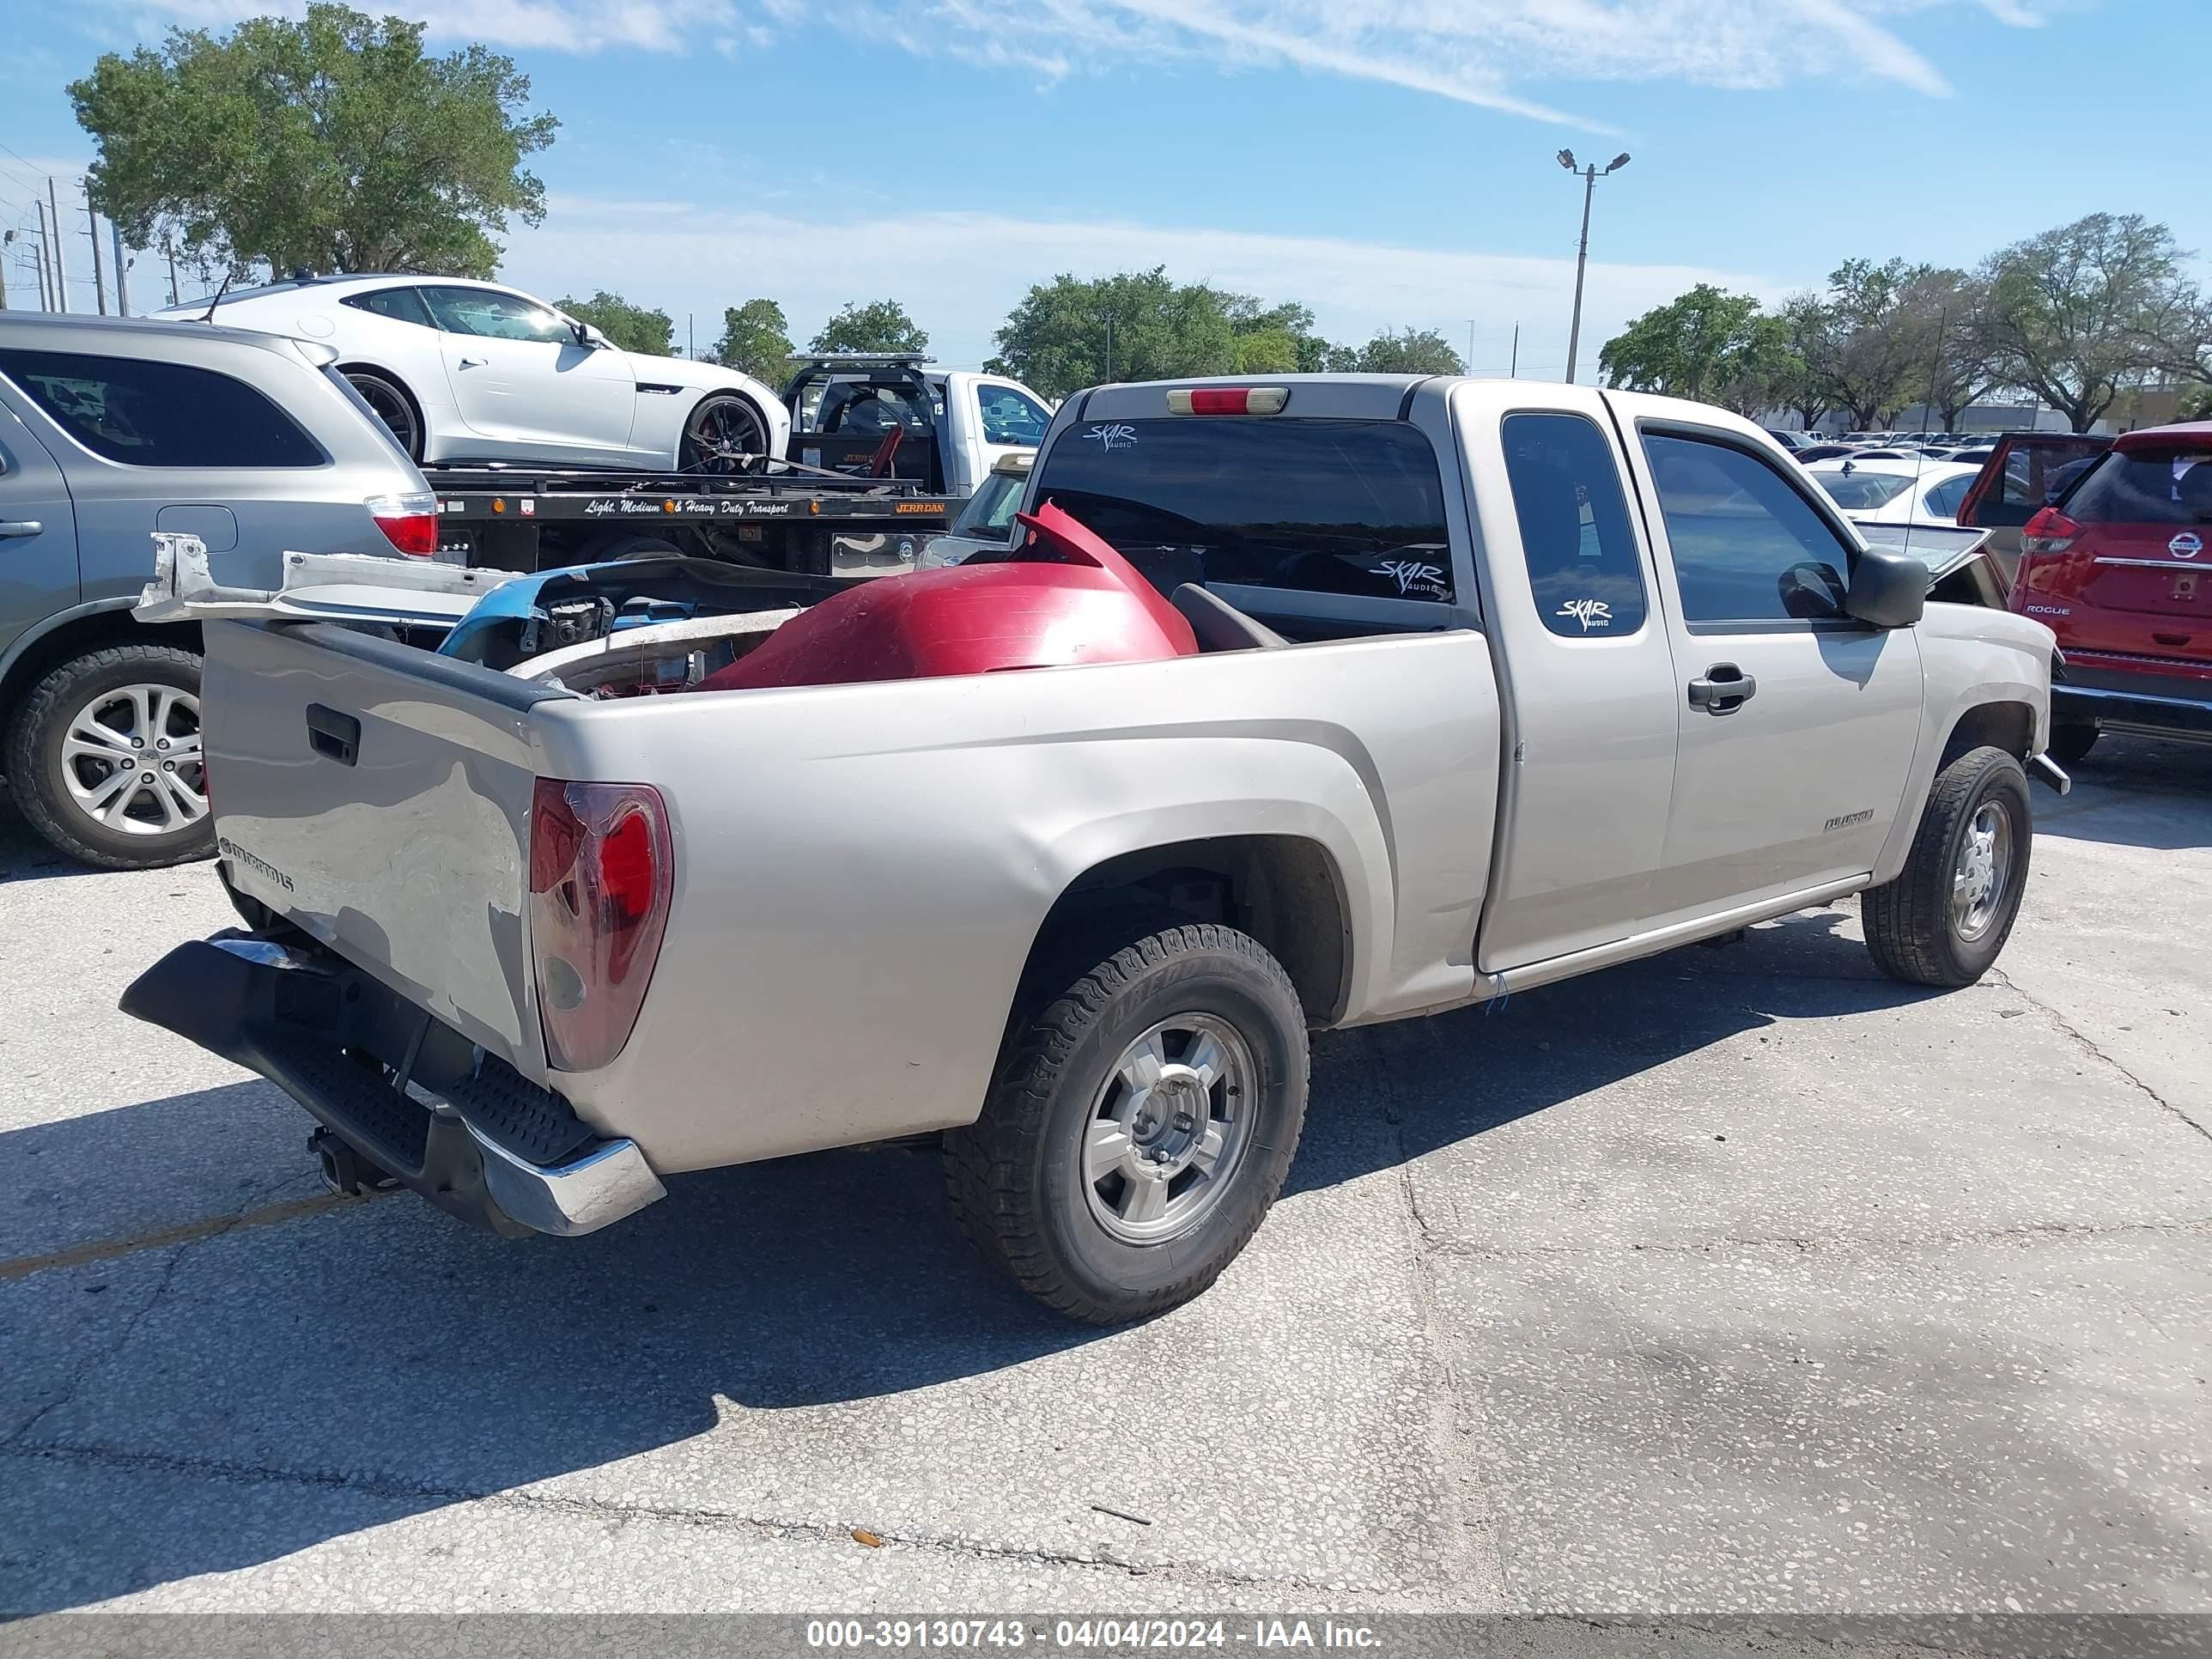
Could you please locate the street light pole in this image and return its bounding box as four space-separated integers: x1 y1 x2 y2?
1556 149 1631 386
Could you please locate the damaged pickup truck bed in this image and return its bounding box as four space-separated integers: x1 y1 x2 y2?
125 375 2066 1322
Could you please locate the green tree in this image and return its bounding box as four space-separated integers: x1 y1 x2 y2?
70 3 556 279
1351 327 1467 375
556 289 672 356
1598 284 1793 415
710 298 798 382
809 299 928 356
1898 269 1996 429
1800 258 1936 429
1776 294 1832 431
992 269 1344 398
1979 213 2202 432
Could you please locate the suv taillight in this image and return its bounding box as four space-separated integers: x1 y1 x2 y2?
2021 507 2080 559
368 490 440 556
528 779 673 1072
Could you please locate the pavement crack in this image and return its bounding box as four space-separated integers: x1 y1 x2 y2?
0 1440 1383 1596
1986 966 2209 1141
3 1168 331 1445
1425 1214 2212 1262
1368 1035 1508 1612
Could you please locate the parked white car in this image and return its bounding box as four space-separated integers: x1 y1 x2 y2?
1808 459 1983 526
158 276 792 474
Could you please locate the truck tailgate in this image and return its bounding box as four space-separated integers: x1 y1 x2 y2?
203 618 567 1073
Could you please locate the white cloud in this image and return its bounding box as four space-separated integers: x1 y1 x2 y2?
495 191 1796 374
84 0 2058 117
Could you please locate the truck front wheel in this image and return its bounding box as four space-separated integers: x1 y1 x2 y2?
947 924 1310 1323
1862 744 2032 988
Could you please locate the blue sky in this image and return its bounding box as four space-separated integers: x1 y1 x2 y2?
3 0 2207 375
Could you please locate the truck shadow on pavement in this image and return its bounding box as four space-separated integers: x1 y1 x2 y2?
3 908 1940 1614
2028 735 2212 853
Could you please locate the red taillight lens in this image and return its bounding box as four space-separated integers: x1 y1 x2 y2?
368 490 440 557
2021 507 2079 558
527 778 673 1072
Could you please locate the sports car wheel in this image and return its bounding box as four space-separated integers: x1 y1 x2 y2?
343 370 422 461
679 394 769 475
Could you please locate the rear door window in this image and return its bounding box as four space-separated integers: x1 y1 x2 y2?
0 349 325 468
2063 450 2212 526
1923 473 1973 520
1502 411 1647 635
1030 417 1453 603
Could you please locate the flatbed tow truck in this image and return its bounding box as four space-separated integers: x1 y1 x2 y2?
420 459 957 579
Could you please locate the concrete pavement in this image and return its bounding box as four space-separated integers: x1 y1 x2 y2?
1 737 2205 1618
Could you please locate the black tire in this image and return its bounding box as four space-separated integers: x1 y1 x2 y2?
343 368 423 462
947 924 1310 1324
4 643 214 870
678 393 769 475
1863 744 2032 988
2045 724 2100 767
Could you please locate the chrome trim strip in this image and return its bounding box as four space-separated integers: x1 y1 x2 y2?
2091 556 2201 570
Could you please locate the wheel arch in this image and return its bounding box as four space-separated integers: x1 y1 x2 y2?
680 386 777 465
334 361 428 457
0 603 199 736
1014 834 1355 1034
1939 698 2037 768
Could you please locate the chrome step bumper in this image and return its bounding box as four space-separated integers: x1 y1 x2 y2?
120 933 663 1238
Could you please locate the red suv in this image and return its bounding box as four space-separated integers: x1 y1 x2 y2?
2000 421 2212 763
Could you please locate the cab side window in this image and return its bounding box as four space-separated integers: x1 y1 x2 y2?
1643 432 1855 626
1503 412 1649 636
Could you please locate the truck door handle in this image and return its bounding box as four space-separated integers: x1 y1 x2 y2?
1687 663 1757 715
0 520 42 538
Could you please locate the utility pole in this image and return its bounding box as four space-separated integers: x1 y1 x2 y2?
1555 149 1631 385
46 178 68 313
112 221 129 314
86 182 107 315
687 313 695 359
1467 320 1476 374
1510 323 1520 379
34 199 55 309
166 246 179 307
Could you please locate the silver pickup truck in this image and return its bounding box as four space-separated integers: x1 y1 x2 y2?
124 375 2065 1322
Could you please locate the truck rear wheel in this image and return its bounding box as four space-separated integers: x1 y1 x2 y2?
4 642 213 869
1862 744 2031 988
946 924 1309 1323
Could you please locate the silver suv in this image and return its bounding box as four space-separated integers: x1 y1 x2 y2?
0 313 434 869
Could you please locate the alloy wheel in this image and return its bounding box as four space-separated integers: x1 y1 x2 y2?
60 683 208 837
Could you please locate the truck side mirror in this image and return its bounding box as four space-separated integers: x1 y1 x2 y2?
1844 544 1926 629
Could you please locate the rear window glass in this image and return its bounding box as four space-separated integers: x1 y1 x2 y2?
1503 411 1647 635
1030 417 1453 603
1809 471 1916 509
0 348 325 468
2063 451 2212 526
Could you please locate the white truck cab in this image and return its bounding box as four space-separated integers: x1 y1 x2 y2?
784 354 1052 498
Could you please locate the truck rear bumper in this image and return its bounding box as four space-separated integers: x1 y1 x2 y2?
119 934 664 1238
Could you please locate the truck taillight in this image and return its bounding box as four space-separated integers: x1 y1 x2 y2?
368 490 440 557
528 779 673 1072
1166 386 1290 416
2021 507 2079 559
